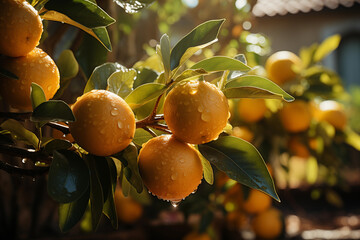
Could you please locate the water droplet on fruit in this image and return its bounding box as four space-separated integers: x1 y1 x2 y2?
189 88 197 95
197 105 204 112
117 121 123 129
22 158 27 164
110 108 119 116
171 200 181 208
171 173 177 181
47 86 52 91
201 112 211 122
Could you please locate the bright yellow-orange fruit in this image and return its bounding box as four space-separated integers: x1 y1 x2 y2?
265 51 302 86
69 90 135 156
0 0 43 57
237 98 267 123
163 80 229 144
279 100 312 133
183 232 211 240
316 100 347 130
232 126 254 142
251 207 283 239
242 189 272 214
138 135 203 202
114 188 143 224
0 48 60 110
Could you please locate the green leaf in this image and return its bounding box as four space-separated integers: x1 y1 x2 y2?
43 138 73 154
160 34 171 81
0 119 39 148
198 136 280 201
120 168 152 205
107 68 136 98
170 19 225 70
125 83 167 110
41 10 113 51
59 188 90 232
83 62 122 93
190 56 251 72
113 143 143 193
44 0 115 28
47 150 90 203
345 128 360 151
31 100 75 122
223 75 294 102
133 128 154 146
196 148 214 185
57 49 79 80
0 67 18 80
30 83 46 110
102 158 118 229
313 34 341 63
85 155 104 231
132 94 165 120
174 69 209 82
133 68 159 89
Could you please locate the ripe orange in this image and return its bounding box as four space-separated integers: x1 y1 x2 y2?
231 126 254 142
163 80 229 144
69 90 135 156
226 210 248 230
251 207 283 239
315 100 347 130
0 0 43 57
279 100 312 133
183 231 211 240
138 135 203 202
114 187 143 224
237 98 267 123
242 189 272 214
288 136 310 159
0 48 60 110
265 51 302 85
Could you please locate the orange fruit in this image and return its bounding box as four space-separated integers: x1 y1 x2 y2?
279 100 312 133
52 122 74 142
242 189 272 214
138 135 203 201
114 187 143 224
183 231 211 240
69 90 135 156
251 207 283 239
0 0 43 57
288 136 310 159
231 126 254 142
316 100 347 130
0 48 60 110
163 80 229 144
226 210 248 230
265 51 302 85
237 98 267 123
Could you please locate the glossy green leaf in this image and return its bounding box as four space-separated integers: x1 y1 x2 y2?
223 75 294 102
113 143 143 193
133 128 154 146
132 93 165 120
120 170 152 205
44 138 73 154
30 83 46 110
170 19 225 70
0 119 39 148
84 62 123 93
41 10 112 51
0 67 18 80
174 69 208 82
133 68 159 89
198 136 280 201
102 158 118 229
47 150 90 203
31 100 75 122
57 50 79 80
160 34 171 81
107 68 136 98
44 0 115 28
85 155 104 231
190 56 251 72
125 83 167 110
313 34 341 63
59 188 90 232
196 147 214 185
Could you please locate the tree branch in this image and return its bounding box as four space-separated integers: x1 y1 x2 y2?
0 160 49 177
0 144 52 163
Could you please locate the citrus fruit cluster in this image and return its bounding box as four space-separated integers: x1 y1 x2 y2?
0 0 60 111
139 79 230 202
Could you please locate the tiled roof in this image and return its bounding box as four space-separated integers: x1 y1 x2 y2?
252 0 360 17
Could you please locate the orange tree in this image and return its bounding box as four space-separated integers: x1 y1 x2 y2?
0 0 295 235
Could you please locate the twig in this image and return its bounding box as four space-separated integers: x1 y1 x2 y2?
0 144 52 163
0 161 49 177
46 122 70 134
